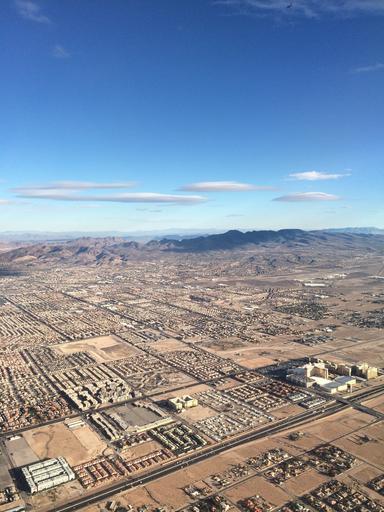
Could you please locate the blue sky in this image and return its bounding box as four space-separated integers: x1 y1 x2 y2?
1 0 383 232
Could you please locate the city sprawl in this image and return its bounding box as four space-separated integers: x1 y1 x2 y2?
0 246 384 512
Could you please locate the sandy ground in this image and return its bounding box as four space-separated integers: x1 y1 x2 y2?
120 440 164 461
333 420 384 469
281 467 328 496
0 450 13 487
23 421 109 466
344 461 383 485
293 408 376 443
151 338 194 353
25 480 85 512
271 403 304 420
320 337 384 367
5 436 39 467
363 393 384 414
181 404 218 422
54 334 141 362
132 369 197 396
0 498 26 512
224 474 290 509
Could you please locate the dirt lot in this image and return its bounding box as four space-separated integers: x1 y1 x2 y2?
333 420 384 469
120 440 164 461
320 337 384 367
281 467 328 496
151 337 194 353
5 436 39 467
224 474 291 509
293 408 376 443
25 480 85 512
23 421 109 466
54 334 141 362
271 403 304 420
363 394 384 414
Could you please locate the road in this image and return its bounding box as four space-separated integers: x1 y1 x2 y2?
50 382 384 512
50 401 348 512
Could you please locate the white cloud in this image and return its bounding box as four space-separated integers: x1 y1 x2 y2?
14 181 137 191
136 207 163 212
15 190 207 204
216 0 384 18
289 171 350 181
15 0 50 23
0 199 12 205
52 45 70 59
180 181 274 191
351 62 384 74
273 192 340 202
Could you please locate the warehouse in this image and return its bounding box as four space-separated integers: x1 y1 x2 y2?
21 457 75 494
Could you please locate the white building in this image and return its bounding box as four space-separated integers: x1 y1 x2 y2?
21 457 75 494
287 363 355 393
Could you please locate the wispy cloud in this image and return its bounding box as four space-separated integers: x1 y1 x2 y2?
289 171 350 181
52 45 70 59
14 181 137 191
351 62 384 74
273 191 340 202
0 199 12 205
136 208 163 213
14 190 207 204
15 0 51 23
216 0 384 19
180 181 275 191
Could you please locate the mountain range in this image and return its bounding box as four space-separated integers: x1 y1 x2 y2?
0 226 383 243
0 229 383 267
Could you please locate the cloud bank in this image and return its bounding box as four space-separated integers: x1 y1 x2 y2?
14 181 137 191
273 192 340 202
15 190 207 204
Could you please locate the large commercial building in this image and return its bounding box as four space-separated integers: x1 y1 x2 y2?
21 457 75 494
353 363 378 380
287 363 356 394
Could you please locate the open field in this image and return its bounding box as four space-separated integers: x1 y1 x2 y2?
5 436 39 468
321 337 384 367
363 394 384 414
22 421 109 466
54 334 141 362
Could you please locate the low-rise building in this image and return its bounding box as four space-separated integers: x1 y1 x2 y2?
21 457 75 494
168 395 198 412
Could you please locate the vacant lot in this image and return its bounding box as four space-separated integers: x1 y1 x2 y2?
55 334 140 362
23 421 109 466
